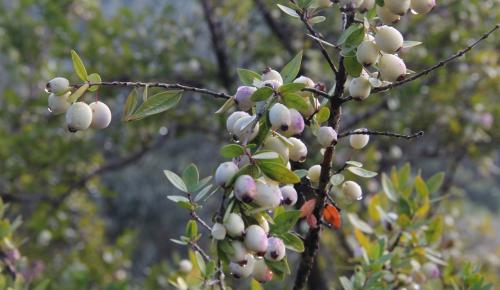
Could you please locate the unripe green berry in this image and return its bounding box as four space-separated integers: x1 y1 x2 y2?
215 162 239 187
384 0 410 15
46 77 70 95
224 213 245 238
89 101 112 129
252 257 273 283
269 103 291 131
411 0 435 14
244 225 268 255
379 54 407 82
376 5 401 24
66 102 93 132
235 86 257 111
349 76 372 100
307 165 322 183
375 26 404 53
211 223 227 240
265 237 286 261
280 185 298 206
288 137 307 163
356 40 380 67
342 181 363 201
234 175 257 203
48 92 70 115
317 126 338 148
349 129 370 149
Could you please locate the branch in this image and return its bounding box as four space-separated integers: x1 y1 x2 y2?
199 0 234 90
338 130 424 140
290 0 338 76
372 25 499 94
77 81 231 100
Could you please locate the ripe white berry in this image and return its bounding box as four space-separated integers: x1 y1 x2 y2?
254 180 282 209
265 237 286 261
411 0 435 14
178 259 193 273
215 162 239 187
342 181 363 201
280 185 298 206
211 223 227 240
231 241 252 265
234 175 257 203
89 101 112 129
422 262 440 279
235 86 257 111
359 0 375 12
349 129 370 149
66 102 93 132
269 103 291 131
376 5 401 24
262 68 283 87
293 75 315 97
226 111 249 134
307 165 322 183
287 109 305 136
288 137 307 163
340 0 364 8
244 225 268 256
356 40 380 66
233 115 260 142
48 92 70 115
375 26 404 53
263 135 290 162
379 54 407 82
46 77 70 95
224 213 245 238
349 76 372 100
252 257 273 283
317 126 338 148
384 0 410 15
229 255 255 278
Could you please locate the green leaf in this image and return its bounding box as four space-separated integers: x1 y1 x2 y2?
278 83 306 94
265 258 291 280
294 169 308 179
402 41 422 49
183 164 199 192
192 176 213 192
122 89 139 119
164 170 188 192
195 251 206 275
194 185 214 202
67 83 89 103
227 164 260 186
253 152 280 160
415 176 430 218
185 220 198 239
205 260 216 277
142 85 149 101
427 172 445 193
33 279 50 290
220 144 245 158
316 107 330 123
166 195 193 210
128 90 182 121
381 173 398 202
251 86 274 102
339 276 353 290
347 166 378 178
344 56 363 77
237 68 261 85
276 4 299 18
330 174 345 186
347 213 374 234
280 51 303 83
298 0 314 8
270 210 302 234
280 232 305 252
310 16 326 24
258 161 301 184
215 97 236 115
338 24 364 45
71 50 88 81
346 160 363 167
282 93 309 112
87 73 101 92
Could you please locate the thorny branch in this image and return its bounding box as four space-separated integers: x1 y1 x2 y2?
338 130 424 140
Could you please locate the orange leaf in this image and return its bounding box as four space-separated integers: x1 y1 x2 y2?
323 204 341 230
300 199 316 218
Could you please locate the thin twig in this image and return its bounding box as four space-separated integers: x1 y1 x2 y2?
338 130 424 140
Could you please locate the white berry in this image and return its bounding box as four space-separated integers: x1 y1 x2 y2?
265 237 286 261
229 255 255 278
263 135 290 162
379 54 407 82
349 76 372 100
384 0 410 15
179 259 193 273
261 68 283 87
211 223 227 240
233 115 260 142
234 175 257 203
244 225 268 255
280 185 298 206
411 0 435 14
48 92 70 115
224 213 245 238
376 5 401 24
46 77 70 95
66 102 93 132
215 162 239 187
254 180 282 209
422 262 440 279
357 40 380 66
375 26 404 53
342 181 363 201
307 165 322 183
359 0 375 12
235 86 257 111
287 109 305 136
226 111 249 135
269 103 291 131
231 241 252 265
317 126 338 148
89 101 112 129
349 129 370 149
252 257 273 283
288 137 307 162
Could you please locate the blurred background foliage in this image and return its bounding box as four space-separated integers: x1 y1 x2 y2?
0 0 498 289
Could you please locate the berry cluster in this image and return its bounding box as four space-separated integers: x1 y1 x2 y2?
46 77 112 132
